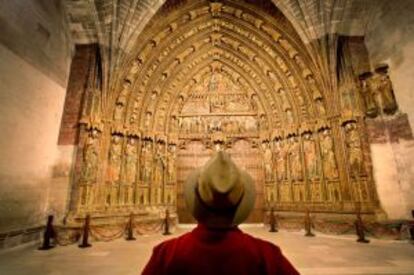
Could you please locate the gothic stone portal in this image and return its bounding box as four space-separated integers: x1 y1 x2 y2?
69 0 385 233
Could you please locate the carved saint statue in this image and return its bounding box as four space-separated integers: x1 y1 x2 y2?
262 142 273 181
306 75 326 116
167 144 177 182
147 91 158 113
288 136 303 181
117 80 131 106
170 116 180 133
107 135 123 183
124 138 138 184
286 109 294 124
376 70 398 115
144 112 152 129
258 115 269 131
107 135 122 206
359 74 378 117
320 129 339 180
302 132 319 180
345 122 364 177
126 60 141 82
113 104 124 123
153 142 166 204
79 130 100 206
154 143 166 185
80 130 100 183
121 137 137 205
140 141 153 183
274 139 288 181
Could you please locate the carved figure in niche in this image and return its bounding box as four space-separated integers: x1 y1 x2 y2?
147 91 158 112
170 116 180 133
117 80 131 106
144 112 152 129
107 135 123 183
279 38 298 58
238 117 247 133
200 117 207 133
288 135 303 181
302 132 320 180
140 141 153 183
167 144 177 183
107 135 123 206
344 122 364 177
180 118 187 133
121 137 138 205
294 55 311 77
315 99 326 116
124 138 138 184
274 138 288 181
79 130 100 205
319 129 339 180
359 73 378 118
262 142 273 181
308 76 320 96
258 115 269 131
80 130 100 183
276 57 288 73
176 95 185 113
126 60 141 82
250 94 259 112
210 95 226 113
279 89 291 112
113 104 124 123
153 142 166 204
286 109 294 124
375 66 398 115
129 99 139 125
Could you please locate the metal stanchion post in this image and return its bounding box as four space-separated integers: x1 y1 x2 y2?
126 213 136 241
304 209 315 237
79 214 92 248
163 209 172 236
355 206 370 243
269 207 278 233
39 215 56 250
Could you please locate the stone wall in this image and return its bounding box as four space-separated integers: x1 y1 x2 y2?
364 1 414 219
0 0 72 247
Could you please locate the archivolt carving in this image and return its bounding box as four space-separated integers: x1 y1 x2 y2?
71 0 383 222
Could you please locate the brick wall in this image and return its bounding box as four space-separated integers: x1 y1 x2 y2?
58 44 98 145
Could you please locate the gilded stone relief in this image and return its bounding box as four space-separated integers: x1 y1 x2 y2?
69 0 392 226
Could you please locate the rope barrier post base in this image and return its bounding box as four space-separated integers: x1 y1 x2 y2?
39 215 55 250
126 213 136 241
304 209 315 237
163 209 172 236
269 207 278 233
79 214 92 248
355 208 370 244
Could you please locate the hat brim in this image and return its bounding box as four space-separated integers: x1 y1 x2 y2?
184 168 256 228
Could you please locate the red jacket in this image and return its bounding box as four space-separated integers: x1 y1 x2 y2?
142 224 299 275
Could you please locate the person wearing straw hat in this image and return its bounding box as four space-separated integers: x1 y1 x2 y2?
142 151 299 275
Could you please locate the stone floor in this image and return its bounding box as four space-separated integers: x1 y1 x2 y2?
0 225 413 275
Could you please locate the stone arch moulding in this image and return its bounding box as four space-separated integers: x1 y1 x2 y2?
67 0 385 236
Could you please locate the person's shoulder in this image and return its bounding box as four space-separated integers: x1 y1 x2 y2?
152 231 193 252
241 231 282 254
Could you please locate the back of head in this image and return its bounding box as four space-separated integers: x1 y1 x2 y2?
184 151 256 228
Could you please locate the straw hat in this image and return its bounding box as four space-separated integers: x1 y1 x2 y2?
184 151 256 228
